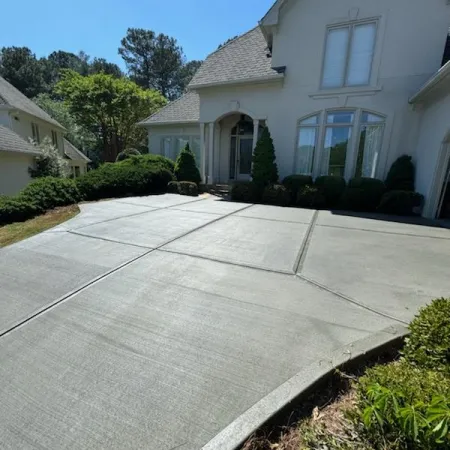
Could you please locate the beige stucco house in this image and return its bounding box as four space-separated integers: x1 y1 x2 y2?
141 0 450 220
0 76 90 195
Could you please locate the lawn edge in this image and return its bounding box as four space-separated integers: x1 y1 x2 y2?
202 323 408 450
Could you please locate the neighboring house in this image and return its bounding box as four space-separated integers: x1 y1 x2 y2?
140 0 450 219
0 76 89 195
63 139 90 178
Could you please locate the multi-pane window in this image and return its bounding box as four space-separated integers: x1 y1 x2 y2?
295 110 385 179
31 123 40 144
322 21 377 89
51 130 58 148
161 135 201 168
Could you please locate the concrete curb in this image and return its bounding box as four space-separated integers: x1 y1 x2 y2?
202 323 408 450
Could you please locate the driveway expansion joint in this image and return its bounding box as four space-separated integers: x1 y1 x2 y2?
293 210 319 273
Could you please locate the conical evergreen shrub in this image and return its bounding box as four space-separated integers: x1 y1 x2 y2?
251 127 279 185
385 155 415 191
174 143 201 185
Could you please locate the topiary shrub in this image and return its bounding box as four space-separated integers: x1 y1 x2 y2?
296 185 327 209
261 184 291 207
315 176 346 207
20 177 81 211
178 181 198 197
174 143 201 185
339 178 386 212
251 127 279 186
0 197 42 225
231 182 262 203
402 298 450 373
385 155 415 191
377 190 424 215
282 175 313 203
167 181 180 194
115 148 141 162
357 360 450 449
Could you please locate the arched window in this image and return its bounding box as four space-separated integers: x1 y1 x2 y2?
295 109 385 179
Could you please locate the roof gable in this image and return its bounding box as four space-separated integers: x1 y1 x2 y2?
63 139 91 162
0 76 64 129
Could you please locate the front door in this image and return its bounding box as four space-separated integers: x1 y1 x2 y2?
236 137 253 181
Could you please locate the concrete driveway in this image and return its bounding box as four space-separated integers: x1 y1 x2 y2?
1 194 450 450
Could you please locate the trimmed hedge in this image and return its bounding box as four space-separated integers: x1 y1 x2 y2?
174 144 201 185
116 148 141 162
377 190 424 215
231 182 262 203
296 185 326 209
0 197 42 225
339 178 386 212
179 181 199 197
315 176 346 207
282 175 313 203
385 155 415 191
120 154 175 173
262 184 291 207
167 181 180 194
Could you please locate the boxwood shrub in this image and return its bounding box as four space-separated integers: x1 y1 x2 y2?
167 181 180 194
282 175 313 202
377 190 424 215
231 182 262 203
385 155 415 191
262 184 291 207
296 185 326 209
0 197 42 225
315 176 346 207
120 154 175 173
179 181 199 197
339 178 386 212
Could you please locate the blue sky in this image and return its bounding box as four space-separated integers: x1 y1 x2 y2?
0 0 274 69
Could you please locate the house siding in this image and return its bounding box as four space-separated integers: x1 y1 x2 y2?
0 151 34 195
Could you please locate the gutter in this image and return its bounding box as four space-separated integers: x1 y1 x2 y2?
188 73 284 91
137 120 199 127
409 60 450 104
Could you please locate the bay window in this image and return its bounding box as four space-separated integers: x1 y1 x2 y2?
322 21 377 89
295 109 385 180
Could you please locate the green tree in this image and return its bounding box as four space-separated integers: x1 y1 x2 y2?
174 143 201 184
217 36 239 49
251 127 279 185
89 58 123 77
0 47 46 97
118 28 200 99
56 70 166 162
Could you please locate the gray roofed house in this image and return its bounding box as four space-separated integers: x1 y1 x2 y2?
63 138 91 163
0 125 41 156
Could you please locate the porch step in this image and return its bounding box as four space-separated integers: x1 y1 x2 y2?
208 184 231 198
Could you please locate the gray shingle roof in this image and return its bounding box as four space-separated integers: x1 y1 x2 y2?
0 76 64 129
63 139 91 163
188 26 281 88
0 125 41 156
139 91 200 125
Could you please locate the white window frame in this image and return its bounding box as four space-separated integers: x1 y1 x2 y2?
31 123 40 144
294 114 320 175
321 19 378 89
160 135 201 167
295 109 386 181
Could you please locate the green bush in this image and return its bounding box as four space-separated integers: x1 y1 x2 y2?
261 184 291 207
231 182 262 203
174 143 201 185
385 155 415 191
0 197 42 225
20 177 81 210
282 175 313 202
251 127 279 186
178 181 198 197
357 360 450 449
402 298 450 373
115 148 141 162
339 178 386 212
167 181 180 194
315 176 346 207
296 185 326 209
120 154 175 173
378 190 424 215
76 162 173 201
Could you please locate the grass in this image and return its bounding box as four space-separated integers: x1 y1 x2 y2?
0 205 79 248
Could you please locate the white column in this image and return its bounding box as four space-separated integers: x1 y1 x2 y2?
252 119 259 150
200 123 206 184
208 122 215 185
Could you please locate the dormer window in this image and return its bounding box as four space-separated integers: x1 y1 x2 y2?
322 21 377 89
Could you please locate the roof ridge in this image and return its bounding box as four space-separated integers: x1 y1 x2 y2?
140 91 193 123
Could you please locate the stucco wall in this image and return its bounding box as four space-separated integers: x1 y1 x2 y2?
0 111 12 127
0 151 34 195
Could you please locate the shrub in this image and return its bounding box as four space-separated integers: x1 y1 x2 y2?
29 136 69 179
115 148 141 162
261 184 291 207
377 190 424 215
20 177 81 210
178 181 198 197
282 175 313 202
315 176 346 207
251 127 279 186
174 143 201 185
167 181 180 194
120 154 175 173
385 155 415 191
402 298 450 372
357 360 450 449
231 182 262 203
0 197 42 225
296 185 327 209
339 178 386 212
76 162 173 201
